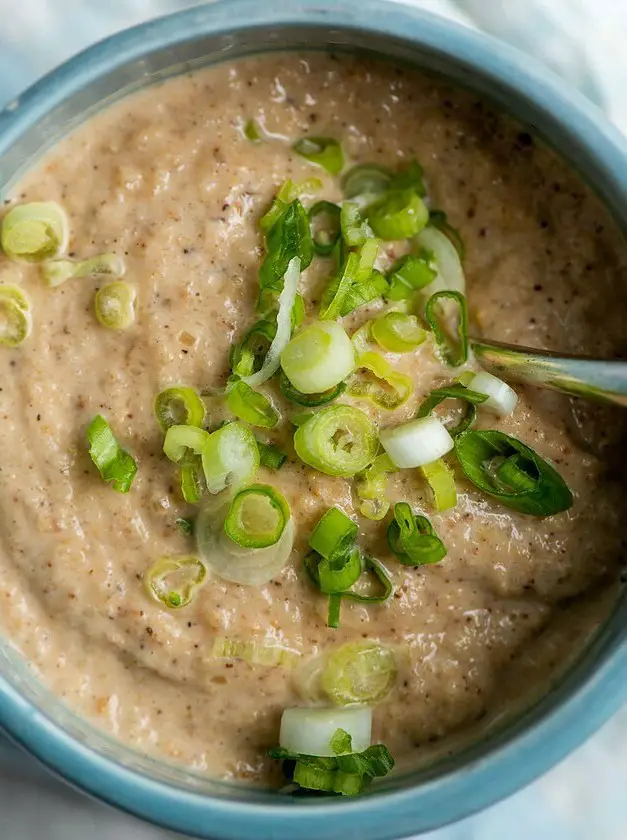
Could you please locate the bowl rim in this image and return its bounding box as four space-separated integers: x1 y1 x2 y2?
2 1 627 837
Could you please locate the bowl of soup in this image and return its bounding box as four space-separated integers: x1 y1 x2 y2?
1 1 627 837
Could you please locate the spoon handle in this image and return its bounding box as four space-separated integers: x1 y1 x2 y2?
470 338 627 407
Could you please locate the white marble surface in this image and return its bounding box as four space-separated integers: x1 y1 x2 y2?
1 1 627 838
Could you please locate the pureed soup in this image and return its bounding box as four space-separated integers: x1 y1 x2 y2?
0 53 626 794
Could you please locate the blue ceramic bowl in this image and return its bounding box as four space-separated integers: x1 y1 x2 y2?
1 1 627 837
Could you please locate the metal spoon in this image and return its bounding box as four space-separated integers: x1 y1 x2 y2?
471 337 627 407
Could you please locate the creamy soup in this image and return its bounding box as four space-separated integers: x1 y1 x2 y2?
0 53 626 790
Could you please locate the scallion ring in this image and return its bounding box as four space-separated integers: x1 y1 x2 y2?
320 641 397 705
380 415 454 469
429 210 465 260
201 421 260 495
94 281 136 330
387 503 446 566
341 163 393 203
348 351 413 410
144 555 206 609
154 386 206 432
386 253 436 301
371 312 427 353
342 556 393 604
279 370 346 407
317 546 363 595
226 380 279 428
230 319 276 379
280 320 355 394
42 253 125 287
309 507 358 562
355 453 396 521
224 484 291 548
424 290 469 367
416 383 488 437
366 190 429 241
257 441 287 470
0 290 32 347
293 137 344 175
421 458 457 511
309 201 342 256
340 202 374 248
1 201 68 262
293 405 379 477
86 414 137 493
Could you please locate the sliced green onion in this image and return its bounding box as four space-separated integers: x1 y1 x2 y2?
366 190 429 241
86 414 137 493
309 201 342 256
387 503 446 566
246 256 302 387
386 253 436 301
415 226 465 298
196 495 294 585
342 163 393 203
224 483 290 548
466 371 519 416
355 453 396 521
309 507 358 561
320 641 397 705
371 312 427 353
429 210 465 260
243 119 262 142
230 320 276 378
416 383 488 437
454 429 574 516
212 637 300 668
279 369 346 407
42 252 125 287
327 592 343 629
348 351 413 410
342 556 393 603
0 291 32 347
260 181 323 236
291 412 314 427
201 421 260 495
154 386 206 432
318 251 359 320
293 137 344 175
318 546 363 595
179 457 204 503
144 555 206 609
258 201 312 313
163 424 211 464
390 159 427 196
279 706 372 756
330 728 353 755
1 201 68 262
340 269 388 317
421 458 457 511
380 415 454 469
257 441 287 471
425 290 469 367
94 281 136 330
176 517 195 536
281 320 355 393
226 380 279 428
340 202 374 248
294 405 378 477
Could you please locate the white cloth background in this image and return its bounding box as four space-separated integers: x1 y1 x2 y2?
1 2 627 839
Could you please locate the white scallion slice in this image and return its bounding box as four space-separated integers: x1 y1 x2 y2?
380 415 454 469
468 371 518 416
201 421 259 495
196 497 294 586
1 201 69 262
279 706 372 757
42 253 125 287
94 281 136 330
212 637 301 668
415 226 465 298
243 256 301 388
281 320 355 394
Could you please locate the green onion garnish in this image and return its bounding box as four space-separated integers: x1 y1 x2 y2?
224 484 290 549
320 641 397 705
163 424 211 465
421 458 457 511
309 507 358 562
366 189 429 241
348 351 413 410
330 728 353 755
180 458 205 503
86 414 137 494
41 252 125 287
424 290 469 367
154 386 206 432
279 370 346 407
317 546 363 595
0 285 32 347
389 159 427 196
94 281 136 330
429 209 465 260
226 380 279 428
1 201 68 262
380 415 454 469
230 319 276 378
176 517 195 536
355 453 396 521
257 441 287 471
318 251 359 320
416 383 488 437
292 136 344 175
144 555 206 609
327 593 343 629
340 269 388 316
293 405 378 477
212 637 300 668
341 163 393 203
386 253 436 301
258 201 312 314
201 421 260 495
454 429 574 516
243 118 262 142
280 320 355 394
370 312 427 353
387 502 446 566
341 555 393 604
308 201 342 256
340 202 373 248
